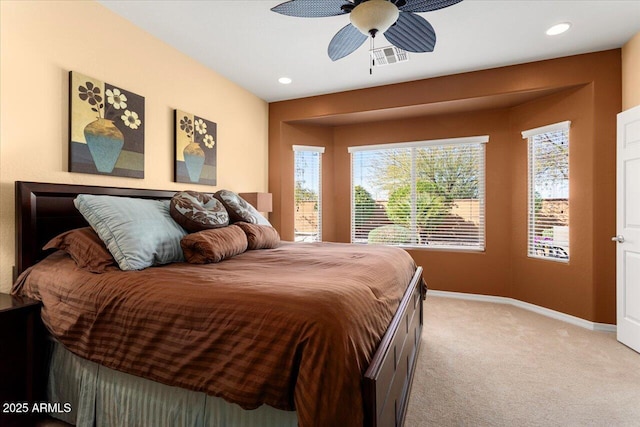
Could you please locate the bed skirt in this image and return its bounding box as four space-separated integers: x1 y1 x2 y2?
46 340 298 427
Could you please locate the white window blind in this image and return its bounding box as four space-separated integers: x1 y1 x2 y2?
293 145 324 242
523 121 570 262
350 136 487 250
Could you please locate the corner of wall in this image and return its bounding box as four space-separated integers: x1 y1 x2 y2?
622 31 640 110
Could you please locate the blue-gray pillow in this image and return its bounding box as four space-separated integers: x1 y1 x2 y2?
74 194 187 270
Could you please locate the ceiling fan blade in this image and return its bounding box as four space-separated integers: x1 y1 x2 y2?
328 23 368 61
399 0 463 13
384 12 436 53
271 0 352 17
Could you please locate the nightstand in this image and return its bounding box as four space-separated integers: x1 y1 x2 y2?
0 293 47 425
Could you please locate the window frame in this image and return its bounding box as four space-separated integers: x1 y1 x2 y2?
522 121 571 263
293 145 324 243
348 136 488 251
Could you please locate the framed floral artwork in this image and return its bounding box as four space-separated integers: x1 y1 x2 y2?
69 71 145 178
174 110 217 185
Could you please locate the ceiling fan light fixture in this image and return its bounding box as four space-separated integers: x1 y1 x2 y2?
271 0 462 61
350 0 399 37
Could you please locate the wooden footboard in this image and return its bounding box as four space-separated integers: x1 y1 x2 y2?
364 266 424 427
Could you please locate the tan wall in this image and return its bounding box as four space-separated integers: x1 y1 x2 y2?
622 31 640 110
270 50 621 323
0 1 269 292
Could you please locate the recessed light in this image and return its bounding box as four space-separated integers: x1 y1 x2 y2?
278 77 292 85
546 22 571 36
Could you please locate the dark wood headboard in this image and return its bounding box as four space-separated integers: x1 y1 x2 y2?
15 181 177 279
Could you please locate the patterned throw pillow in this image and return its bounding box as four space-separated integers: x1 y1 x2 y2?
214 190 271 226
170 191 229 233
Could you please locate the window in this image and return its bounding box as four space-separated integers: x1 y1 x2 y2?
349 136 487 250
293 145 324 242
522 121 570 261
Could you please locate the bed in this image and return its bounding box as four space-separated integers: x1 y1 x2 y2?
13 181 425 427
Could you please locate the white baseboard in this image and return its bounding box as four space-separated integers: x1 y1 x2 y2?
427 290 617 333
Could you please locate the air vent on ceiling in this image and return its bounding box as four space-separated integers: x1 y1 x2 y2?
370 46 408 66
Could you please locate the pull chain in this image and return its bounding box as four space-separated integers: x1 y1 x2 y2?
369 35 375 75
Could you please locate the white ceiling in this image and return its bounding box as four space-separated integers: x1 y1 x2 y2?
98 0 640 103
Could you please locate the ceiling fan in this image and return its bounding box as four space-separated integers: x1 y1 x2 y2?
271 0 463 61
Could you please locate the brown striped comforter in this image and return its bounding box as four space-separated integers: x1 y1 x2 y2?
14 242 418 427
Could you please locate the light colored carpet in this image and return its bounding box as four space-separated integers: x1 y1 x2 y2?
404 296 640 427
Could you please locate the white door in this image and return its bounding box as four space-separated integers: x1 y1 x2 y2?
616 105 640 353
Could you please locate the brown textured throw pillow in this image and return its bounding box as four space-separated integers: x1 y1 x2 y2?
235 222 281 250
170 190 229 233
180 225 248 264
43 227 116 273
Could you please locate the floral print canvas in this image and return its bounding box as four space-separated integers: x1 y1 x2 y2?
175 110 217 185
69 71 145 178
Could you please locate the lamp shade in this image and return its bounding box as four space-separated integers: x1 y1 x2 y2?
350 0 399 37
239 192 273 213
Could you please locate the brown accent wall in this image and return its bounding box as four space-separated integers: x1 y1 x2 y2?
510 86 596 319
270 50 621 324
332 109 512 298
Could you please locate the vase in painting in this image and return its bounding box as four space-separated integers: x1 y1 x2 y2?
183 141 205 182
83 118 124 173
